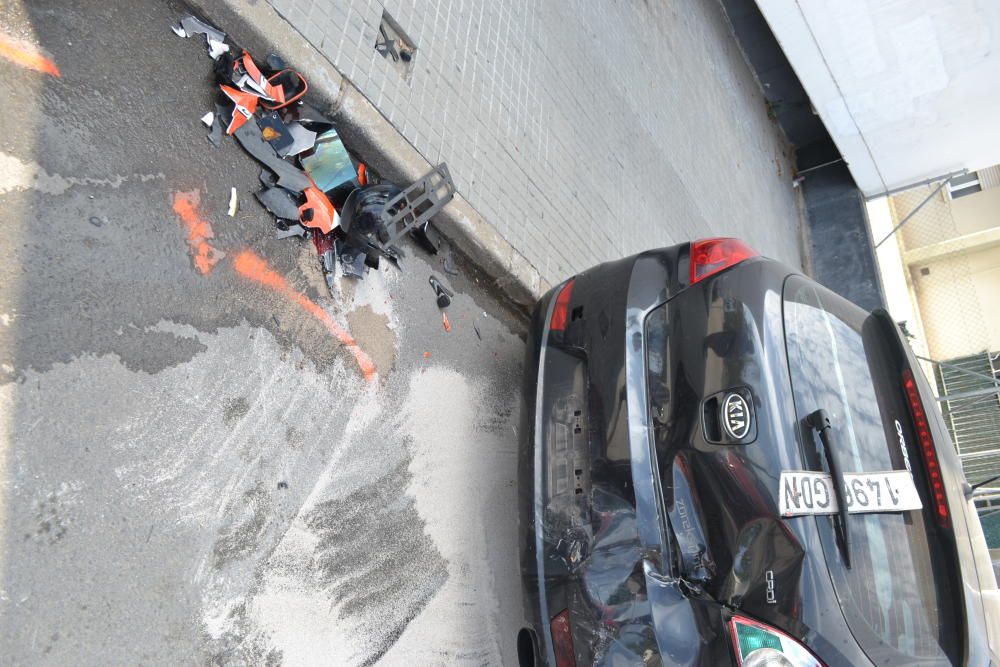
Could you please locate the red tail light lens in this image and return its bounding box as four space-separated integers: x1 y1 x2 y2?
549 279 575 332
902 369 951 529
550 609 577 667
689 238 758 284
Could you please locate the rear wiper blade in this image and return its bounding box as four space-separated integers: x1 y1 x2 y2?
807 409 852 569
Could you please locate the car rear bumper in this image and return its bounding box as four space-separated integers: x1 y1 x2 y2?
518 246 731 666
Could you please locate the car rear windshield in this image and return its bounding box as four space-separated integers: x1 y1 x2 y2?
782 275 961 665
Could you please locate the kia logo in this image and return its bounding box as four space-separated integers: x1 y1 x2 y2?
722 393 751 440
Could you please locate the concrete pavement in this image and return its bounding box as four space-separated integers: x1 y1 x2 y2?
0 0 525 664
263 0 806 281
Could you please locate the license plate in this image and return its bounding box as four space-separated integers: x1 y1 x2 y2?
779 470 923 517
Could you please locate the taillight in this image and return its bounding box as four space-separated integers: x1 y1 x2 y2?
689 238 757 284
902 368 951 529
549 279 575 332
550 609 576 667
729 615 825 666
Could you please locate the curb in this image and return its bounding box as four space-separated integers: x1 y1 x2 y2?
185 0 548 310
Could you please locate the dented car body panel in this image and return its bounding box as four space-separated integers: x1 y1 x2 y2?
519 247 731 666
519 243 997 666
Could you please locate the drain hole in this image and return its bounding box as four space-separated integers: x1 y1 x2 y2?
375 11 417 82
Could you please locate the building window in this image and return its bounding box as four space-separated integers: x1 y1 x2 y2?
947 172 982 199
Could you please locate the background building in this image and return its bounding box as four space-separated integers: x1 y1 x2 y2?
757 0 1000 198
873 164 1000 529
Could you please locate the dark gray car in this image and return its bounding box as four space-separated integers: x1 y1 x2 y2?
517 239 1000 666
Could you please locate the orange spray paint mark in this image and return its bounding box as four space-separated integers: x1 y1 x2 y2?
0 34 61 77
172 190 224 274
232 250 377 382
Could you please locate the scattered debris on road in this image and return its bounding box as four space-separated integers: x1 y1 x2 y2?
206 106 223 147
278 121 316 158
429 274 455 331
173 12 460 336
173 15 228 59
428 275 453 308
256 185 300 221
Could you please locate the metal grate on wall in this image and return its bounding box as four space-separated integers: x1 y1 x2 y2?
934 352 1000 496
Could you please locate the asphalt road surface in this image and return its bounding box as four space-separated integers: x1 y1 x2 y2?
0 1 528 664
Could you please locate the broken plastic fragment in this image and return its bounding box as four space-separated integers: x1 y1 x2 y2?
300 129 357 193
207 39 229 60
176 15 228 59
257 111 294 153
260 70 308 110
237 52 285 104
428 275 453 308
335 239 369 279
298 186 338 234
259 169 278 188
239 53 268 95
179 15 226 43
412 220 441 254
228 187 238 217
207 112 222 148
339 184 400 236
277 122 317 158
275 223 309 239
232 120 311 193
200 111 215 127
256 186 300 220
220 84 259 134
290 102 335 130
